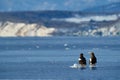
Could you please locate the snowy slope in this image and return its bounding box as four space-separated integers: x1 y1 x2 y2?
0 21 56 37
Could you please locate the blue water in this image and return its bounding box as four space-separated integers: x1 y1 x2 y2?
0 37 120 80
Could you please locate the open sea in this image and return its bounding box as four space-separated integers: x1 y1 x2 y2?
0 37 120 80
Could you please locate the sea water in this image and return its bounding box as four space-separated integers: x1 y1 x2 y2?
0 37 120 80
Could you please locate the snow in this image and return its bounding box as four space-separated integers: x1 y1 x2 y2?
53 14 118 23
0 21 56 37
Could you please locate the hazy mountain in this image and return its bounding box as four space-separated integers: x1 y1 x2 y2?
83 2 120 13
0 10 120 36
0 0 117 12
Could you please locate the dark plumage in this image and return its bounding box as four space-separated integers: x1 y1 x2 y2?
89 52 97 65
78 53 86 65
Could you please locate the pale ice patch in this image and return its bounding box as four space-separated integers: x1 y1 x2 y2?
70 63 81 68
64 43 68 46
70 63 86 68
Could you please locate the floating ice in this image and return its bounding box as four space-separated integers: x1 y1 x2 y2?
64 43 68 46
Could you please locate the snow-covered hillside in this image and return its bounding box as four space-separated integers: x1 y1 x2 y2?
0 20 120 37
72 26 120 36
0 21 56 37
0 11 120 37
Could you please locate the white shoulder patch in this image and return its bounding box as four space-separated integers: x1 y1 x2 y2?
78 58 81 61
90 58 92 62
